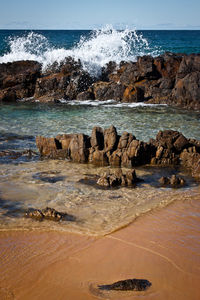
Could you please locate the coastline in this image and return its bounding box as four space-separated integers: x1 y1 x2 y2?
1 194 200 300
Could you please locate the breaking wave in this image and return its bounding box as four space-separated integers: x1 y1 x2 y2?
0 25 161 77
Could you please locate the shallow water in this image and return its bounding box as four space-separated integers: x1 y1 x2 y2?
0 101 200 235
0 158 199 236
0 102 200 150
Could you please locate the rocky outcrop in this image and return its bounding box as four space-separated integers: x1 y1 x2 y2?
36 126 200 179
1 53 200 110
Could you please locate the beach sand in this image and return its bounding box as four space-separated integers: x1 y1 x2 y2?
0 197 200 300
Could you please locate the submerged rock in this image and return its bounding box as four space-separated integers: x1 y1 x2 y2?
159 175 185 187
97 169 138 187
98 278 151 291
25 207 75 222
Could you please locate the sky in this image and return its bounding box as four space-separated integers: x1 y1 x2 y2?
0 0 200 30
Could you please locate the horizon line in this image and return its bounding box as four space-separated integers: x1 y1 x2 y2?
1 28 200 31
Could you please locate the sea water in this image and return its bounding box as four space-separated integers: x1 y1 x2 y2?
0 27 200 235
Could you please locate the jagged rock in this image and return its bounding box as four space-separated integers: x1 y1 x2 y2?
154 52 182 79
65 71 94 100
98 278 151 291
89 149 108 166
36 136 63 158
137 55 161 80
118 132 135 149
92 81 125 101
176 54 200 79
36 127 200 179
104 125 118 153
68 134 90 163
91 127 104 150
100 61 117 81
150 130 190 166
76 90 95 100
0 60 41 102
122 85 144 102
109 149 122 167
172 71 200 110
34 73 70 101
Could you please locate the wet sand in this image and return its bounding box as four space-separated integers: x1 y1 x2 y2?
0 196 200 300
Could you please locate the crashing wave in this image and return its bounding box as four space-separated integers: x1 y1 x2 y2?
0 25 161 77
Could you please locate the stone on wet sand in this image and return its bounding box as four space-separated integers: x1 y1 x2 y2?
98 278 151 291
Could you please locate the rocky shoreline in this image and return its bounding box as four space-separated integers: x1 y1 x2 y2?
36 126 200 180
0 52 200 110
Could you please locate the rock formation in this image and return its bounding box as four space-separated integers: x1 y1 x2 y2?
36 126 200 179
0 53 200 110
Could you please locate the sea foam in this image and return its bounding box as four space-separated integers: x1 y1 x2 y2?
0 25 161 77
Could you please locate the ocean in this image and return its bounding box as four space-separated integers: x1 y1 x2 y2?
0 27 200 236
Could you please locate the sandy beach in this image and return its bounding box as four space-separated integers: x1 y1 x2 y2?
1 193 200 300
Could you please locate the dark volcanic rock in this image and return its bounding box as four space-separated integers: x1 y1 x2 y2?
98 278 151 291
0 60 41 102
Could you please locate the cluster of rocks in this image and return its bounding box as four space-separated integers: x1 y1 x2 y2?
0 53 200 110
97 169 138 187
25 207 75 222
159 175 185 187
36 126 200 180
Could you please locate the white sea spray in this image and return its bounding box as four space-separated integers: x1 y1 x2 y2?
0 25 161 77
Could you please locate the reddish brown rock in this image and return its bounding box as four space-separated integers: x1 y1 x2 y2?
88 149 108 166
92 81 125 101
34 73 70 101
104 125 118 152
118 132 135 150
68 134 90 163
172 71 200 110
90 127 104 150
122 85 144 103
176 54 200 79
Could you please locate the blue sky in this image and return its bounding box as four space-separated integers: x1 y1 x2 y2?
1 0 200 29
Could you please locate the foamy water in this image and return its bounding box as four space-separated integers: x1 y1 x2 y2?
0 26 161 76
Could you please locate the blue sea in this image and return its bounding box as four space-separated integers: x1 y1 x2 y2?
0 27 200 143
0 27 200 235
